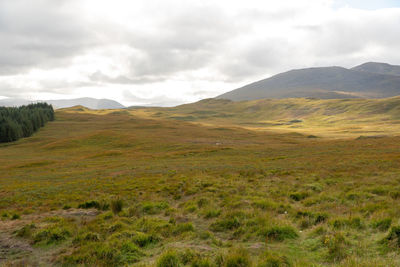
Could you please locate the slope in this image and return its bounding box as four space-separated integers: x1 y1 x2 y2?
139 97 400 138
217 65 400 101
352 62 400 76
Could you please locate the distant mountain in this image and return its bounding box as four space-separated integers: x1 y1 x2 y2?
217 63 400 101
48 98 125 109
352 62 400 76
0 97 125 109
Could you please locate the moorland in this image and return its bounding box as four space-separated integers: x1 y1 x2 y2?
2 97 400 266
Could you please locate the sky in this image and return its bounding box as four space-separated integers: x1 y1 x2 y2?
0 0 399 106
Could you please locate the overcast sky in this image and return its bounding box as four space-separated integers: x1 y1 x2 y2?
0 0 399 106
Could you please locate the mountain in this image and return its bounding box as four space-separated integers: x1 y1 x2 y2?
217 63 400 101
352 62 400 76
47 98 125 109
0 97 125 109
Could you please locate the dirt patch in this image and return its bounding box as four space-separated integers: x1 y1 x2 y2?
0 209 99 233
0 233 33 262
0 208 99 265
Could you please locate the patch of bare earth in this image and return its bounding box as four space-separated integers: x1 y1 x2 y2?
0 209 99 266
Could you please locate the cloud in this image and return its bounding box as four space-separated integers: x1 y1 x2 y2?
0 0 400 105
89 71 164 85
0 0 97 75
122 90 184 107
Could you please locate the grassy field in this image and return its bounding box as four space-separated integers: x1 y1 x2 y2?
138 97 400 138
1 101 400 266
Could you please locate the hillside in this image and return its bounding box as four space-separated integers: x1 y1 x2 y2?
0 97 125 110
2 108 400 266
139 96 400 138
352 62 400 76
217 63 400 101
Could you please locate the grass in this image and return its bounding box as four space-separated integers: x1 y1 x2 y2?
137 97 400 138
111 198 124 214
1 102 400 266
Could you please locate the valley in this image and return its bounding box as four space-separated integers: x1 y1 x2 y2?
1 101 400 266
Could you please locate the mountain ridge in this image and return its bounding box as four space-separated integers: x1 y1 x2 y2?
217 62 400 101
0 97 125 110
351 62 400 76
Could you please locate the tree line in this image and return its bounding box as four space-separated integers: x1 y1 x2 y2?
0 103 55 143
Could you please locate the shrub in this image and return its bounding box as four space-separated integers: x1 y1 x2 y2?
34 227 71 244
314 213 328 224
252 200 276 210
135 217 174 238
78 200 100 209
111 199 124 214
174 222 195 235
73 232 100 244
323 232 347 262
381 226 400 248
191 258 213 267
260 226 298 242
185 204 197 213
224 248 252 267
197 198 209 208
305 183 323 192
332 219 346 229
120 241 144 264
133 232 159 247
157 250 182 267
84 232 100 242
371 218 392 232
204 209 221 219
179 249 198 265
332 217 364 230
77 200 109 210
142 201 169 215
289 192 308 201
64 241 143 266
310 226 326 237
210 217 241 232
258 253 291 267
296 211 327 229
90 244 122 266
299 219 312 230
108 222 124 233
101 211 113 220
15 224 36 238
11 213 20 220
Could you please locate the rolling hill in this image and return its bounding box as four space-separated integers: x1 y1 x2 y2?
0 97 125 109
217 63 400 101
139 96 400 138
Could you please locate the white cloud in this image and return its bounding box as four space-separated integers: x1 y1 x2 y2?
0 0 399 106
